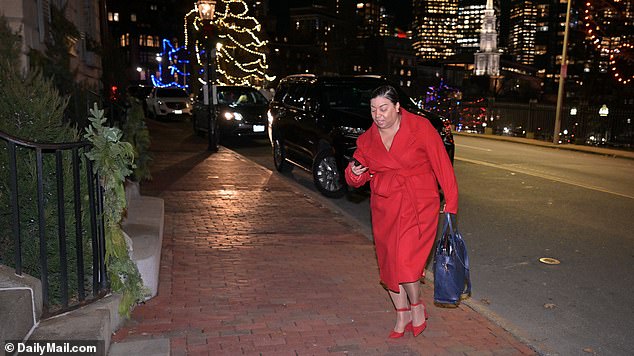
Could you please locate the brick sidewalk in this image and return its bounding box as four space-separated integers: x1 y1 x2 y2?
112 122 536 355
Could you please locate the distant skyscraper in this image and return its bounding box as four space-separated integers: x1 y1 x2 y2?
355 1 381 38
474 0 500 76
456 0 486 54
509 0 537 65
412 0 459 61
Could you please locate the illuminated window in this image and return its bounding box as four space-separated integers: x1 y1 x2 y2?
120 33 129 47
131 14 137 22
150 5 158 11
109 12 119 22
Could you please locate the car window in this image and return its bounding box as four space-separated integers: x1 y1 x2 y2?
156 88 188 98
274 83 288 102
283 84 309 109
217 88 267 106
321 83 376 111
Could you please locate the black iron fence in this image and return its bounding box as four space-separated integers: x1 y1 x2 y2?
0 130 108 316
449 100 634 148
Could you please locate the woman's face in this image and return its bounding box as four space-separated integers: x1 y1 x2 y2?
370 96 400 130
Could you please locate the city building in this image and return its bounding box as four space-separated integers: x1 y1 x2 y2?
1 0 103 89
508 0 537 66
105 0 186 87
456 0 486 54
474 0 500 76
354 1 381 38
412 0 459 61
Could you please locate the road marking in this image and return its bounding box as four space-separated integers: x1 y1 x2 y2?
456 156 634 200
455 143 493 152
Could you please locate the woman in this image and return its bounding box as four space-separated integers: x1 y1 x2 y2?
345 85 458 338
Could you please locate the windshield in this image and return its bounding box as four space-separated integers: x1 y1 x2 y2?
321 83 376 112
156 88 188 98
217 88 268 106
321 82 420 113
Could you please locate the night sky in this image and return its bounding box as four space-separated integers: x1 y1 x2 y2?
383 1 413 30
267 0 414 31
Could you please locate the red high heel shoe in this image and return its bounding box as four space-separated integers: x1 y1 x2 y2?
410 301 428 336
388 307 413 339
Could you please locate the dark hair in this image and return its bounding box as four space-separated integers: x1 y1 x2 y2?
371 85 400 105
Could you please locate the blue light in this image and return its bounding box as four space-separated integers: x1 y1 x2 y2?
151 38 191 89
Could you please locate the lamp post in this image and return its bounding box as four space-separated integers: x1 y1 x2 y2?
198 0 218 152
553 0 573 144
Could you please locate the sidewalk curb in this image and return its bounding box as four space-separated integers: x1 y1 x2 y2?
454 132 634 161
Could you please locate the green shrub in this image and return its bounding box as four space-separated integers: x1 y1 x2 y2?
84 104 147 316
123 100 153 182
0 16 94 309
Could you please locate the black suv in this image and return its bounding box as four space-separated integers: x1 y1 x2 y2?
267 75 455 198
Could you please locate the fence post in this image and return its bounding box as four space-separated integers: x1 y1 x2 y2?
526 99 536 139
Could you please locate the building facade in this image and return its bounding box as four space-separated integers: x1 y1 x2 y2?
456 0 486 54
508 0 537 66
1 0 103 89
412 0 459 61
105 0 186 87
474 0 500 76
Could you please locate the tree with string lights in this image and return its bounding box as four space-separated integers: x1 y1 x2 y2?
214 0 274 87
183 0 274 89
582 0 634 87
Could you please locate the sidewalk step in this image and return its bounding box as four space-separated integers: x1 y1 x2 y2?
0 289 36 342
0 265 42 342
29 294 123 355
108 338 169 356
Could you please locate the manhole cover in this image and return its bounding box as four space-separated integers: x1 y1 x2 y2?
539 257 561 265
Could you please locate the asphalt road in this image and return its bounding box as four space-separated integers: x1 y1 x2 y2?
197 124 634 355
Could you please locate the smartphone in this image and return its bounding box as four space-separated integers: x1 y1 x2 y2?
351 158 362 167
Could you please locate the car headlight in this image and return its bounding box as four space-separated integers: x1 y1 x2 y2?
223 111 243 121
157 100 163 105
340 126 365 137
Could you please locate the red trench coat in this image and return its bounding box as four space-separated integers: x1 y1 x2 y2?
345 109 458 292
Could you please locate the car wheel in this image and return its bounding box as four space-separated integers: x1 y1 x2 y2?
272 137 291 172
312 150 346 198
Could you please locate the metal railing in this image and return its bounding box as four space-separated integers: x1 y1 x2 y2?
449 100 634 148
0 130 107 316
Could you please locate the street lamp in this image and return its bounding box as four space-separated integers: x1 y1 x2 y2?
553 0 573 144
197 0 216 20
197 0 218 152
599 104 609 117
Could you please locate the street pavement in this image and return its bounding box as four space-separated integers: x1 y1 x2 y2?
111 120 536 355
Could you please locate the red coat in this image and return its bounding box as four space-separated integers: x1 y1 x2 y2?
345 109 458 292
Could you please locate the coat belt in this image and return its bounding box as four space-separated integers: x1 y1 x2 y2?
372 166 432 239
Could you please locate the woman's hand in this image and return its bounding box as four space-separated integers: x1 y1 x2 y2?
349 160 369 176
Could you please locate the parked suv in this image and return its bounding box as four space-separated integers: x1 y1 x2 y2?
145 87 192 120
267 75 455 198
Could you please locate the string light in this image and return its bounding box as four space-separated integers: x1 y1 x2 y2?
151 39 190 88
583 0 632 85
183 0 275 88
